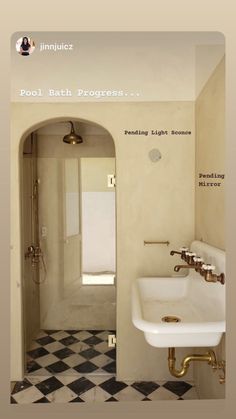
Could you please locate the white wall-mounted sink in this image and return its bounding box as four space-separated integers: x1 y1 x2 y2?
132 241 225 348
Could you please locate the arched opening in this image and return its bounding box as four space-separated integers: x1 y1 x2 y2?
20 117 117 378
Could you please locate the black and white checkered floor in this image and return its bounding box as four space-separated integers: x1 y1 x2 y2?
11 330 198 403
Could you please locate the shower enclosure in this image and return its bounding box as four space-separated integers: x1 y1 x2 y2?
21 120 116 374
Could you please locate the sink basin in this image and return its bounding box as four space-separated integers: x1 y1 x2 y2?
132 241 225 348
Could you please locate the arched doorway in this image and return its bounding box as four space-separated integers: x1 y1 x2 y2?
21 118 117 378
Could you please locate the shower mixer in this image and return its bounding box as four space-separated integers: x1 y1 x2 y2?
25 244 47 282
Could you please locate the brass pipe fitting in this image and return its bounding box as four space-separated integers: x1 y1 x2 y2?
168 347 217 378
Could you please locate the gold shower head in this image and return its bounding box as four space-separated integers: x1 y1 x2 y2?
63 121 83 144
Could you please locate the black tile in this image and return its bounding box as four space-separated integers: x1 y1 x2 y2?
64 330 80 335
70 396 85 402
26 359 42 373
178 398 184 400
12 378 32 394
46 360 71 373
131 381 160 396
35 336 55 346
53 347 75 359
34 397 50 403
99 377 128 395
73 361 98 373
36 336 55 346
35 376 64 395
80 348 100 360
59 336 79 346
83 336 103 346
105 397 118 402
142 397 151 401
43 330 60 335
87 330 103 335
10 397 17 403
102 361 116 373
68 377 95 396
163 381 192 397
105 348 116 360
27 347 49 359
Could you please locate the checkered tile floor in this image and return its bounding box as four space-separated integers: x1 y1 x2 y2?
25 330 116 376
11 330 198 403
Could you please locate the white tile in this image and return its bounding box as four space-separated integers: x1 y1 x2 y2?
87 368 110 375
94 386 112 402
115 386 144 401
182 387 199 400
26 375 51 385
36 353 59 367
34 330 48 339
27 368 50 376
148 387 179 400
13 386 43 404
94 341 109 353
44 341 65 353
91 354 112 368
46 386 78 403
63 354 85 367
56 375 81 386
96 331 110 341
73 331 93 341
69 342 90 353
51 331 70 340
79 387 96 402
56 368 78 376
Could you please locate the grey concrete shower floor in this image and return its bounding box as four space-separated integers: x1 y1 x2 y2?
11 329 198 403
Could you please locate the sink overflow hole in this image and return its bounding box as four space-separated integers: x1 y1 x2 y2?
162 316 181 323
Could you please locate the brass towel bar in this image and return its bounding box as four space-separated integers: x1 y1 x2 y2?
144 241 170 246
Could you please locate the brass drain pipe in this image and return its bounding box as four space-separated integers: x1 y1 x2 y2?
168 347 217 378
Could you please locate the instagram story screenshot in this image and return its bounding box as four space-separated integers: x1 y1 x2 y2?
10 31 225 404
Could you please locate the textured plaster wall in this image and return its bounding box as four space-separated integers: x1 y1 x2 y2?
11 101 195 381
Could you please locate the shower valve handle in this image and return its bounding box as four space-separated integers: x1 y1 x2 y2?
25 245 35 258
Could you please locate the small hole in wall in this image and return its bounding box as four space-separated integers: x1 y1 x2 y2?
149 148 162 162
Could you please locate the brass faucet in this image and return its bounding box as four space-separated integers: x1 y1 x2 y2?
201 264 225 285
174 260 225 285
171 248 225 285
174 256 204 273
170 247 189 260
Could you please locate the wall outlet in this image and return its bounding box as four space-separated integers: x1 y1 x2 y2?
108 334 116 347
107 174 116 187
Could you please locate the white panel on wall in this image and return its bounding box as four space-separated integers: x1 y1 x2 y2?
64 159 79 237
82 191 115 272
65 192 79 236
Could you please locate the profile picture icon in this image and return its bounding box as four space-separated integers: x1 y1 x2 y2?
16 36 35 56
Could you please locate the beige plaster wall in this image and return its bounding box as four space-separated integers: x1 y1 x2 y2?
11 101 195 381
195 58 225 249
194 58 225 398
